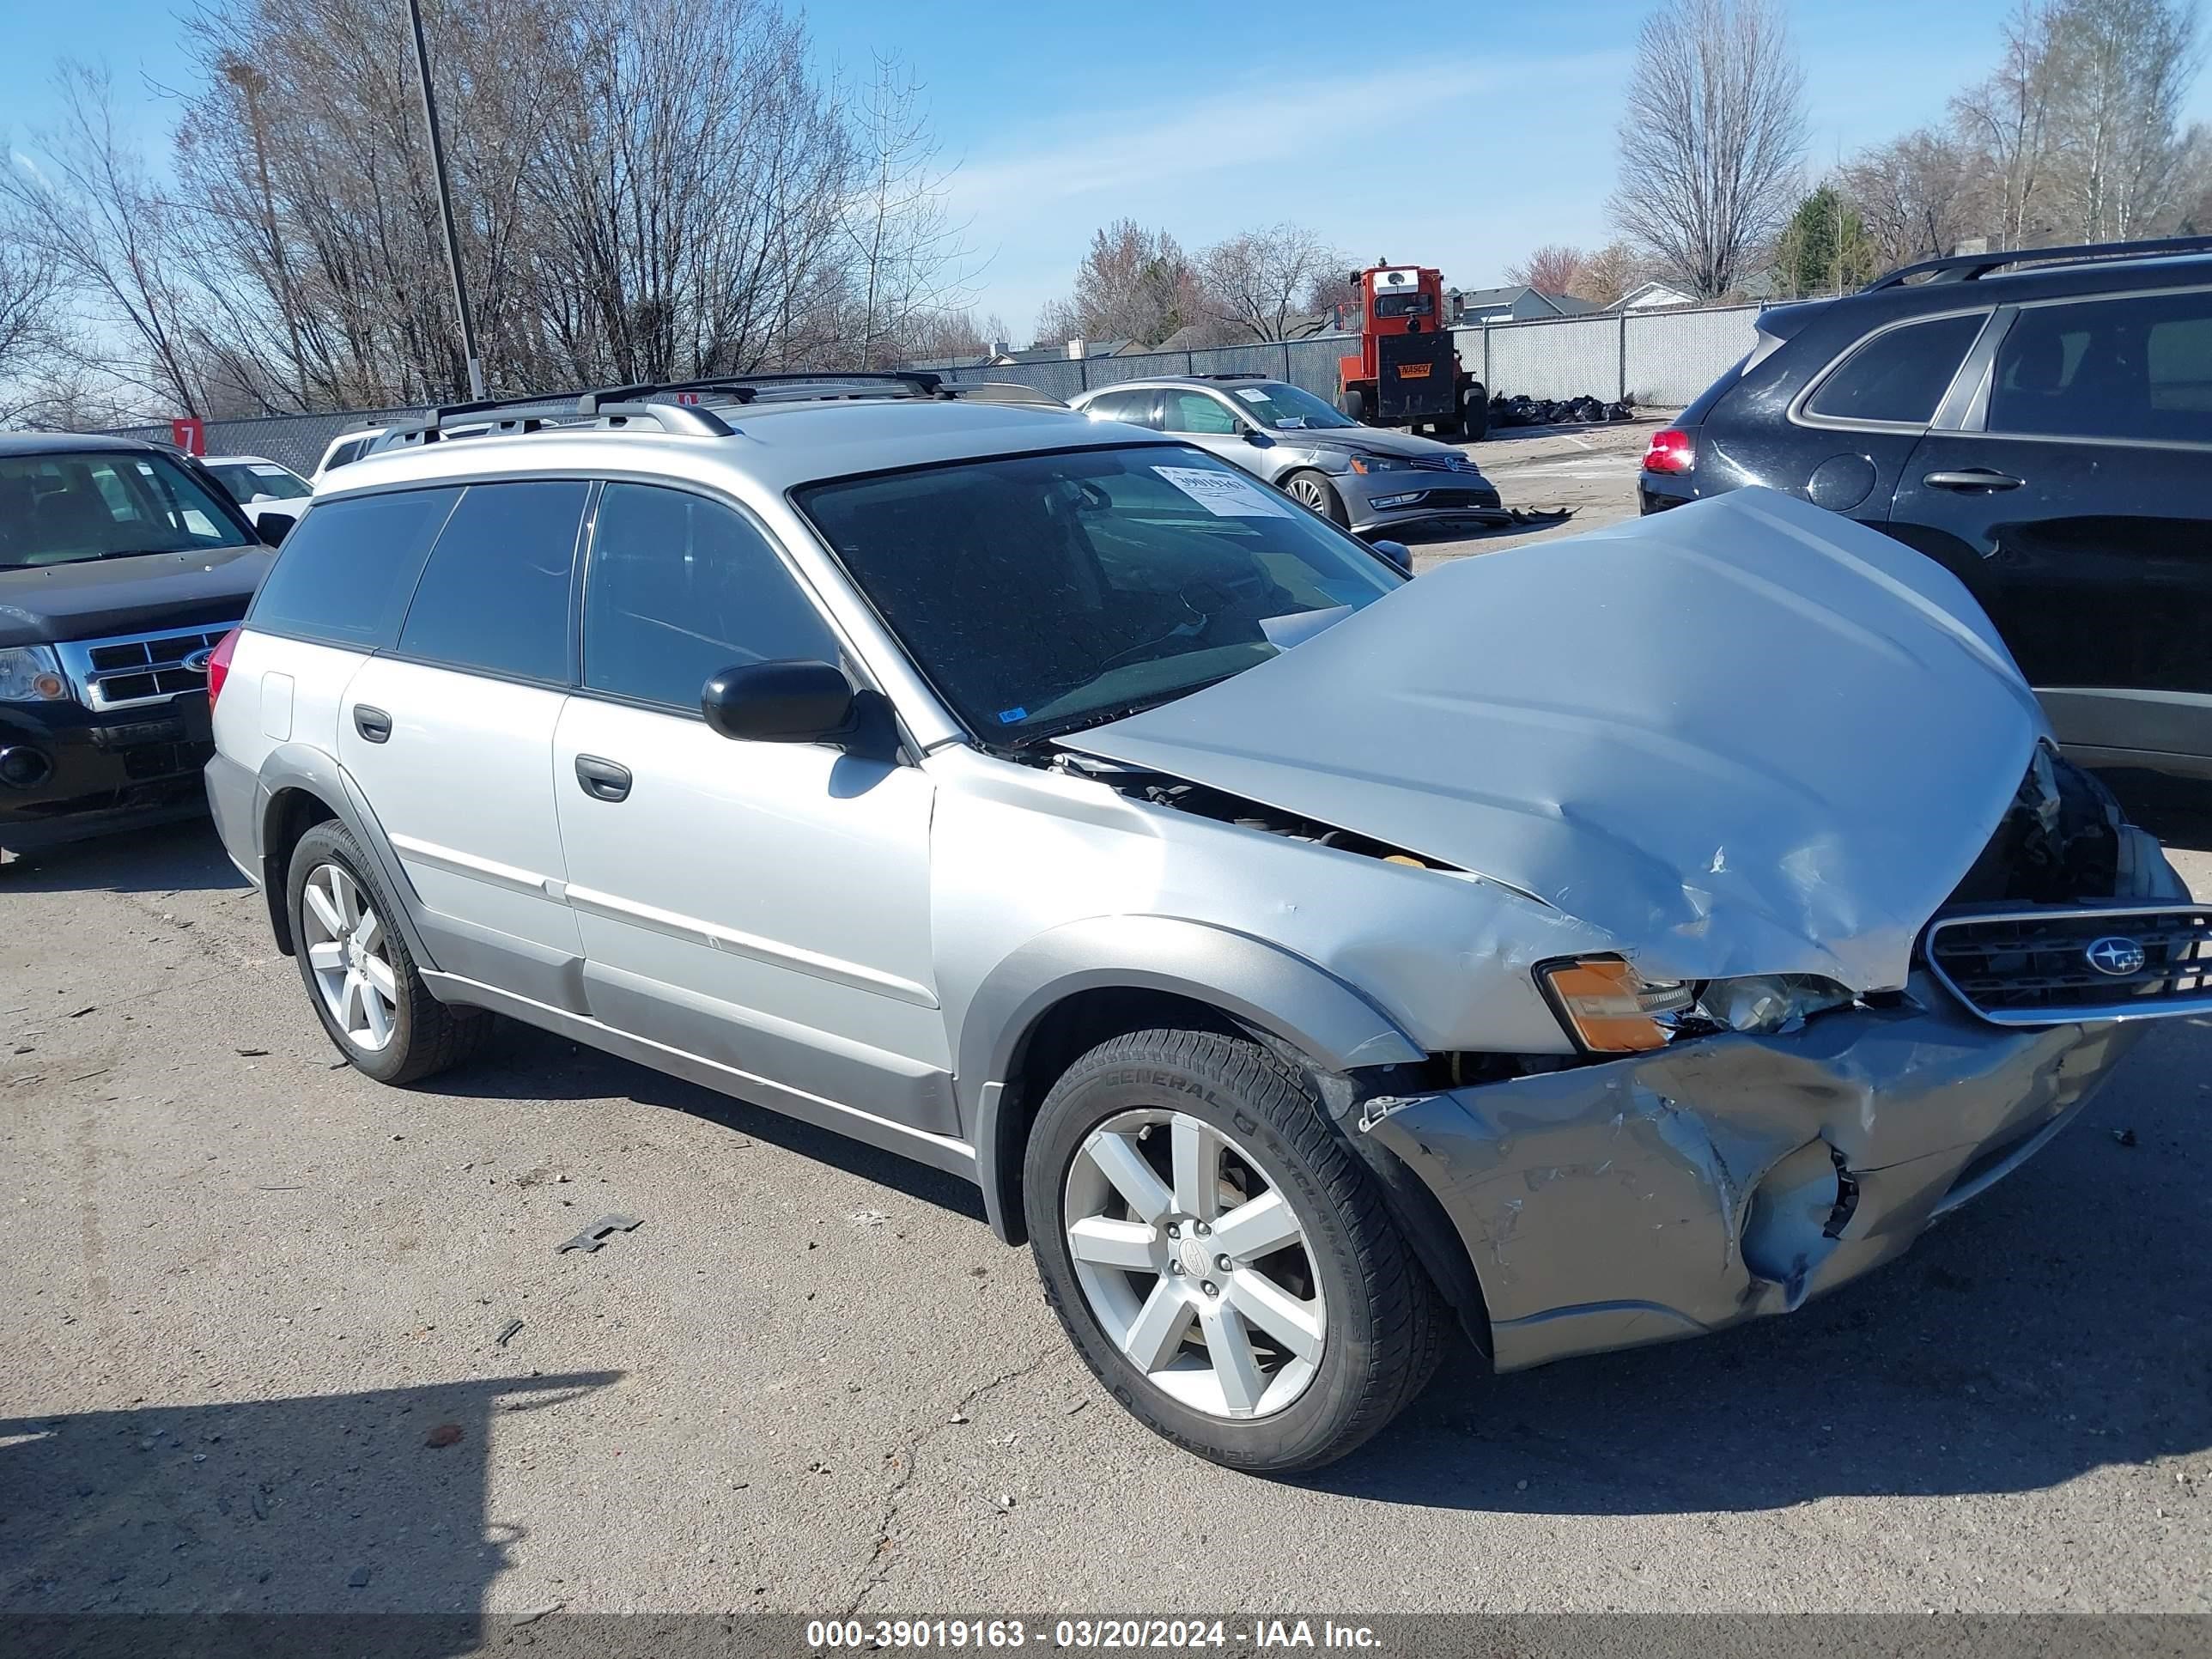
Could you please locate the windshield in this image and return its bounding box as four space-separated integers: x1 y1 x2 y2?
796 445 1401 744
1228 381 1359 432
0 451 255 568
206 459 311 503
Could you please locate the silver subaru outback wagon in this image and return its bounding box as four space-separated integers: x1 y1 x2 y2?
205 374 2208 1472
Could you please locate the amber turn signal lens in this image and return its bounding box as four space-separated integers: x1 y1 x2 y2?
1541 958 1677 1053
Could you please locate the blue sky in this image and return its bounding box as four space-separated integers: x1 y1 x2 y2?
8 0 2211 339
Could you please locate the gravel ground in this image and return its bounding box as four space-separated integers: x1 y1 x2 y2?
3 447 2209 1620
1399 416 1659 569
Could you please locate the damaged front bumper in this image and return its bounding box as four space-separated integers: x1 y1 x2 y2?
1362 975 2145 1372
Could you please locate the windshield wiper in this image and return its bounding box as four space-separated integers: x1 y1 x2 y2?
1009 672 1243 750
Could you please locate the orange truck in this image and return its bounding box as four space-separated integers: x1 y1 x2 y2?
1335 264 1488 439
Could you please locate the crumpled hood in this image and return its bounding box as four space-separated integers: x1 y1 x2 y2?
1062 487 2048 991
0 547 270 647
1304 425 1480 467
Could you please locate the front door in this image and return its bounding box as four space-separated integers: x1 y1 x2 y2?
1890 286 2212 771
1158 388 1261 475
549 482 952 1138
335 479 590 1002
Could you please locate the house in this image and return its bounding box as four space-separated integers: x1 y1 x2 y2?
1445 286 1603 325
1610 279 1700 313
981 338 1134 366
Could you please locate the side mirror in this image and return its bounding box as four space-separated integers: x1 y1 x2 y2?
1371 539 1413 574
256 512 297 547
1242 428 1275 447
702 659 856 744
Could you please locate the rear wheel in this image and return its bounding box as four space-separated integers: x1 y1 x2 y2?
1024 1029 1443 1472
287 821 487 1085
1459 386 1490 441
1282 470 1349 526
1337 386 1367 422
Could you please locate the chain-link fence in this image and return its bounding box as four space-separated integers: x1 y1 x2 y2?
100 304 1765 463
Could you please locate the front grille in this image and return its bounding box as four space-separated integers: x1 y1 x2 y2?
54 624 239 712
1925 905 2212 1025
1390 487 1502 512
1407 454 1485 474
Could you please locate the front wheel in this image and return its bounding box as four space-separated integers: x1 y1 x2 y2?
1024 1030 1443 1472
1282 470 1350 526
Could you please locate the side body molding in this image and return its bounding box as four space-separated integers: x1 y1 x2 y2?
253 743 441 975
960 915 1425 1243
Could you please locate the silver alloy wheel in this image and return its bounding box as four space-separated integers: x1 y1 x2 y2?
1063 1108 1326 1419
1288 476 1330 511
299 862 399 1053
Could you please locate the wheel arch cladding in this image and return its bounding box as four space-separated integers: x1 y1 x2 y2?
255 744 439 974
958 916 1424 1246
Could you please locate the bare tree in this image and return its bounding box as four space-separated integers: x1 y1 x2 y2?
1036 220 1202 347
2045 0 2203 241
840 55 972 368
1841 128 1985 269
1952 1 2065 249
1568 240 1648 305
2 63 205 413
0 206 58 419
1607 0 1808 299
1504 244 1589 294
1196 223 1343 341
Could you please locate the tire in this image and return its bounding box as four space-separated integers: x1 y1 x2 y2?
1459 386 1490 441
1282 470 1350 527
1024 1029 1444 1472
286 820 488 1085
1337 386 1366 422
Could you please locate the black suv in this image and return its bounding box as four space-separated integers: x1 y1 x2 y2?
1 434 275 852
1639 236 2212 782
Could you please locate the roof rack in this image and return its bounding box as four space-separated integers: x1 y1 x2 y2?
577 369 945 412
1862 234 2212 292
367 395 730 457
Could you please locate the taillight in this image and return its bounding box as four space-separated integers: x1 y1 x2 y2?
206 627 240 710
1642 428 1694 474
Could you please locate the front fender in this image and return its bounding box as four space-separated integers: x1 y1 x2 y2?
960 915 1424 1242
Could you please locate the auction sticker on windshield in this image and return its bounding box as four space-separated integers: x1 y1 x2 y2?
1152 465 1291 518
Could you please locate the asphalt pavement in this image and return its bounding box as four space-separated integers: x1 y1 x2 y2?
3 440 2209 1622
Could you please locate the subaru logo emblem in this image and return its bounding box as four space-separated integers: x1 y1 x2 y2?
2084 936 2146 977
183 648 215 672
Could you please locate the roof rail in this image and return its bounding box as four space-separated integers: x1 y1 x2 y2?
938 381 1068 407
365 396 731 458
1862 234 2212 292
1192 373 1268 381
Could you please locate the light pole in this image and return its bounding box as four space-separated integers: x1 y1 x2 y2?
405 0 486 402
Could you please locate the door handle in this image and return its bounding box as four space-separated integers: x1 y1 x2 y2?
352 704 392 744
1923 468 2024 492
574 755 632 803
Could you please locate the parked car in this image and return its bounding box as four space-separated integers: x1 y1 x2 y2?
204 453 313 538
207 374 2204 1472
310 426 390 483
1639 234 2212 781
1 434 274 852
1071 374 1502 536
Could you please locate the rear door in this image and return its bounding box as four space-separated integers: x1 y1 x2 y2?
336 478 591 1003
1892 286 2212 772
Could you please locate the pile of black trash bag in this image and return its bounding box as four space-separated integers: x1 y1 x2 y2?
1488 392 1637 427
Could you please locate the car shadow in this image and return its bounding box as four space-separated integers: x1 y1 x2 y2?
0 817 248 896
2097 768 2212 854
1307 1017 2212 1512
0 1372 617 1628
435 1022 989 1228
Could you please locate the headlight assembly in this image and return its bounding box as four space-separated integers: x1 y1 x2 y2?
0 646 70 703
1347 453 1412 474
1540 957 1855 1052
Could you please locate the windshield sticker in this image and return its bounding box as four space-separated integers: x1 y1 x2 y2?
249 463 290 477
996 705 1028 725
1152 465 1292 519
1235 388 1269 403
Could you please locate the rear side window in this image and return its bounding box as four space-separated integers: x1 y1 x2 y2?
397 481 587 683
248 487 459 647
582 483 842 712
1806 313 1986 425
1088 389 1157 427
1989 289 2212 444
